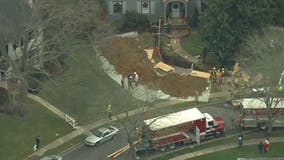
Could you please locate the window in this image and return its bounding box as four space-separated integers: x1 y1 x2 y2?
103 132 110 137
208 121 215 127
141 1 150 14
113 1 123 14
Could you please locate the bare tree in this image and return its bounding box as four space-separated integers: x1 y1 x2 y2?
241 28 284 135
114 107 145 160
0 0 106 116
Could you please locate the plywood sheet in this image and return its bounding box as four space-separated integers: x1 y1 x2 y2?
190 70 211 79
154 62 174 72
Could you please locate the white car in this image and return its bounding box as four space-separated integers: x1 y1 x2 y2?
85 126 119 146
40 155 62 160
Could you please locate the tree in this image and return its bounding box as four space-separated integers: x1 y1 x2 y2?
271 0 284 26
200 0 274 66
0 0 106 116
114 107 145 160
240 28 284 135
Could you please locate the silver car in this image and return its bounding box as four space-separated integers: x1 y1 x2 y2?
85 126 119 146
40 155 62 160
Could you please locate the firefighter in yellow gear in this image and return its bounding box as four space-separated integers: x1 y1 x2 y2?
278 85 283 92
221 68 225 76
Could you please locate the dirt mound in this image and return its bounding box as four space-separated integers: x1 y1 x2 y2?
98 34 208 97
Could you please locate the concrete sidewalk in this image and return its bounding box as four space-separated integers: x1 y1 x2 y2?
169 137 284 160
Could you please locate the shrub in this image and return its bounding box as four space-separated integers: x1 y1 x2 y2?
115 11 150 32
190 7 199 28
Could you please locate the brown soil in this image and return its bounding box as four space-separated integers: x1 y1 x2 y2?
98 34 208 97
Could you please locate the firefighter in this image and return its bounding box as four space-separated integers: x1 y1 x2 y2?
278 85 283 92
221 67 225 76
106 105 112 120
211 67 217 83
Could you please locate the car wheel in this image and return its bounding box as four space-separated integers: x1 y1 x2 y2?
215 131 221 137
95 142 100 146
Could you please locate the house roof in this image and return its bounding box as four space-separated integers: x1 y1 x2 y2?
144 107 204 131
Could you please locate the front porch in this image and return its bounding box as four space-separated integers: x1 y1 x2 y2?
163 0 189 24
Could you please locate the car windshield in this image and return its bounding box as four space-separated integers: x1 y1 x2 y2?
93 130 103 137
107 126 114 131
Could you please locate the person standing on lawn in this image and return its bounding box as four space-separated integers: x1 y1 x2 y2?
258 141 264 154
106 105 112 120
263 137 270 152
237 134 243 148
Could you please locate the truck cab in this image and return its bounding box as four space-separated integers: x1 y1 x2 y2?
204 113 225 138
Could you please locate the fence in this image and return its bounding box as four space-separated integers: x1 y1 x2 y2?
65 114 77 129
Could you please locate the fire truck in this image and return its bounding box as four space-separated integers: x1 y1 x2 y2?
136 107 225 155
240 98 284 129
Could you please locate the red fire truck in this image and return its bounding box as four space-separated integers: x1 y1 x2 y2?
240 98 284 129
136 107 225 155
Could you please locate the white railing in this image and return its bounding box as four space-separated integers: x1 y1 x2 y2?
65 114 77 129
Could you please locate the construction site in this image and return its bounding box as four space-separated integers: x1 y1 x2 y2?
98 32 210 99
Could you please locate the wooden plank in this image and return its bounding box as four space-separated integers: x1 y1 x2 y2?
190 70 211 79
154 62 174 72
144 49 154 60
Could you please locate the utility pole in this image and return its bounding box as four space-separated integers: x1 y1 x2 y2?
157 18 162 60
158 18 161 50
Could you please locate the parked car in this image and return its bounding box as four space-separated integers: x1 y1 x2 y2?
85 126 119 146
40 155 62 160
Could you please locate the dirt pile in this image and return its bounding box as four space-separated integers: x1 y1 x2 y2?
98 34 209 97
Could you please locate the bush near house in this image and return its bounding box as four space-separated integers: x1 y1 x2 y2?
115 11 150 33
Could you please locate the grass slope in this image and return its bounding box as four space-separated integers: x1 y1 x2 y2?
40 46 142 124
180 32 204 57
0 99 72 160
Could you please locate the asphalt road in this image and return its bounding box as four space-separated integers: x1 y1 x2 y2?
63 128 134 160
63 103 240 160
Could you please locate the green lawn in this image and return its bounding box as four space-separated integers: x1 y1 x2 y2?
189 142 284 160
43 134 85 157
0 99 72 160
39 46 142 124
180 32 204 57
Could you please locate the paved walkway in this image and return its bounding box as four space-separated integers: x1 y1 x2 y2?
170 137 284 160
27 94 78 128
170 38 199 64
27 94 67 120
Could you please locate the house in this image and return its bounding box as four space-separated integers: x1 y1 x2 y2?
104 0 202 23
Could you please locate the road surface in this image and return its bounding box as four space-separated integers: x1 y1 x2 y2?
63 103 240 160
